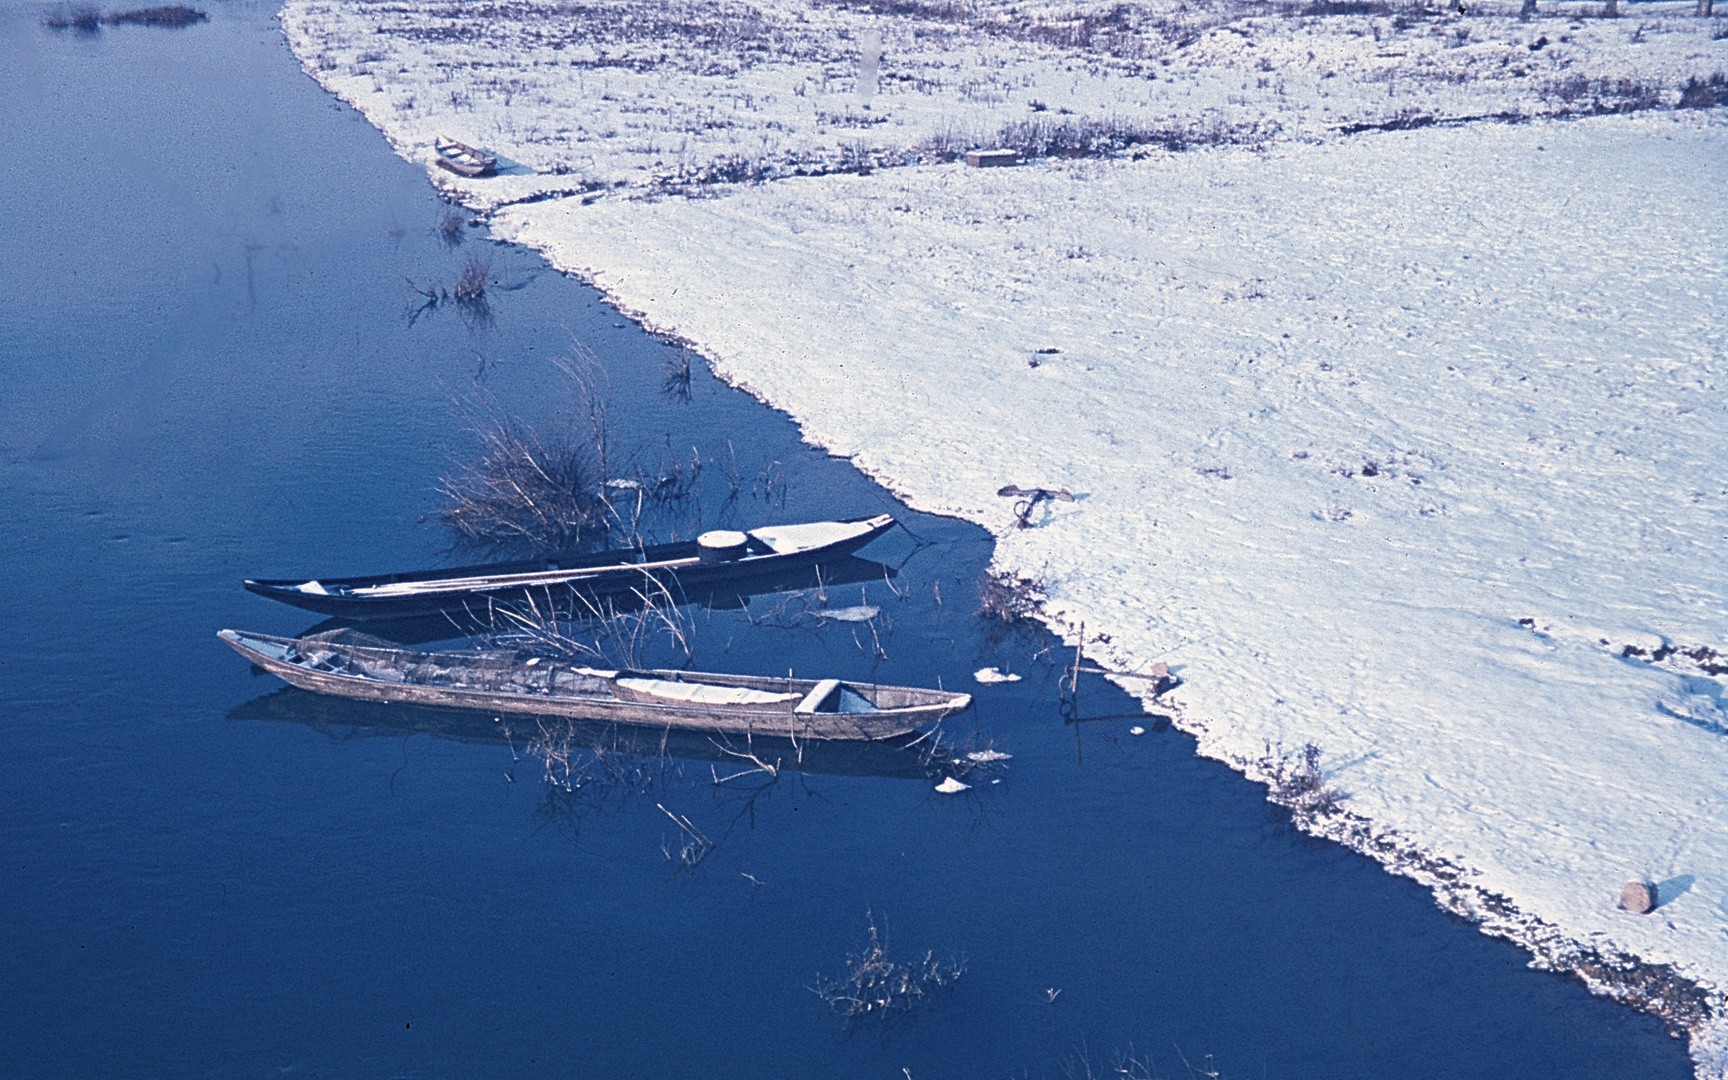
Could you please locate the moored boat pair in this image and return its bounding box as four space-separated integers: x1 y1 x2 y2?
227 514 972 741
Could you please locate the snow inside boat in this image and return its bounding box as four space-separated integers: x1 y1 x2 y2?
242 514 897 619
218 628 969 741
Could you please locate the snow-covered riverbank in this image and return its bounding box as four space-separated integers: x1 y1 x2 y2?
281 0 1727 1070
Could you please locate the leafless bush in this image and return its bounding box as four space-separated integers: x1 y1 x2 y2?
454 254 490 302
436 208 465 246
439 404 603 556
1537 74 1668 113
810 912 964 1026
1301 0 1391 14
662 345 693 400
916 124 976 161
106 5 205 26
977 569 1046 623
1252 741 1348 820
1678 72 1728 108
993 114 1272 159
45 5 206 28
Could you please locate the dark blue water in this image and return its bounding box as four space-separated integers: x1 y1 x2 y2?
0 5 1693 1077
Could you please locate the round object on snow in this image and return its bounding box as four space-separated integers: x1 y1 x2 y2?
1618 881 1656 915
697 530 749 563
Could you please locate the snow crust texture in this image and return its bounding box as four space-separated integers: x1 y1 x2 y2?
281 0 1727 1070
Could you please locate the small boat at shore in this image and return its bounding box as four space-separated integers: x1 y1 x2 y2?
219 629 970 741
243 514 897 620
434 136 497 177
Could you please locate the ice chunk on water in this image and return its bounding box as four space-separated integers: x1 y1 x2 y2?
817 605 878 623
934 777 970 794
974 667 1021 684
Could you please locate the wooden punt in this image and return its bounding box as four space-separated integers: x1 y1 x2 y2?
219 628 970 741
242 514 897 620
434 137 497 177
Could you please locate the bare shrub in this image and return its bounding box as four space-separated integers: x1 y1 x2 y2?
1537 75 1667 113
105 6 206 26
451 255 493 327
436 208 466 246
439 404 603 556
977 568 1046 623
46 5 207 28
454 254 490 302
661 345 693 400
1302 0 1391 14
1678 72 1728 108
811 912 964 1026
1252 741 1348 820
994 114 1273 159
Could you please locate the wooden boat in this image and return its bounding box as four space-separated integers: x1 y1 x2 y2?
243 514 897 620
219 628 970 741
434 137 497 177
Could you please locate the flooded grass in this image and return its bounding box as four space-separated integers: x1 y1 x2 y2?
811 912 965 1027
439 405 604 556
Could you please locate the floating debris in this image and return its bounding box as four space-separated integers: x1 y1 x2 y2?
973 666 1021 684
1129 725 1146 736
816 605 879 623
934 777 970 794
965 749 1012 763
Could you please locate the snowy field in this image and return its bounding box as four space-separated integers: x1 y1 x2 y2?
280 0 1728 1070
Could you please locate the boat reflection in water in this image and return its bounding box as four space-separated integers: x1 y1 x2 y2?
227 683 996 857
228 686 961 783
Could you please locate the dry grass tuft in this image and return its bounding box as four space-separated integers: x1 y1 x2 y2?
811 912 964 1026
977 568 1046 624
1252 741 1348 820
45 5 207 29
439 405 602 556
454 254 490 302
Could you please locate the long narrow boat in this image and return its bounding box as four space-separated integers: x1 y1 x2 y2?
243 514 896 619
219 629 970 741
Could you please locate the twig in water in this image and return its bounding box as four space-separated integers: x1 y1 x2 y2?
657 802 714 871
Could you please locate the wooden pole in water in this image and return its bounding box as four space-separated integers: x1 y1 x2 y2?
1072 623 1084 764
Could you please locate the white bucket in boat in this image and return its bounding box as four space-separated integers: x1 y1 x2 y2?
696 530 749 563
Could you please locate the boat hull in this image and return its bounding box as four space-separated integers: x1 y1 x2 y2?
244 515 896 619
219 629 968 742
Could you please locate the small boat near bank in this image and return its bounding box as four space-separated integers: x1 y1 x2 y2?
434 136 497 177
243 514 897 620
219 628 970 741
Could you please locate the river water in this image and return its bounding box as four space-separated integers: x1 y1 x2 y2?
0 3 1693 1077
